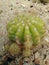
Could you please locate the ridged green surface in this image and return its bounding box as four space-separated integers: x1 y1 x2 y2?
7 14 46 46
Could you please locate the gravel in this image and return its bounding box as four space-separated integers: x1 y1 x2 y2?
0 0 49 65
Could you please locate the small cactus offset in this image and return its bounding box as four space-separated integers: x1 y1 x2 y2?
6 14 46 57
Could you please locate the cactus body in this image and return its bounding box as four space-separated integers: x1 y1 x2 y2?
7 14 46 56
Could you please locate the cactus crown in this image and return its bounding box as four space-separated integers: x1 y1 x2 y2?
7 14 46 46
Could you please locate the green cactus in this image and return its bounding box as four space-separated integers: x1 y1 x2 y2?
7 14 46 45
7 14 46 57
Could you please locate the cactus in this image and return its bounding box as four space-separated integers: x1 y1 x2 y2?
23 49 31 57
8 43 20 56
7 14 46 57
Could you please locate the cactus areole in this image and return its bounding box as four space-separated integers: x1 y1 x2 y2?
6 14 46 56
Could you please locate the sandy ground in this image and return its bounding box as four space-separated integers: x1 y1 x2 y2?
0 0 49 65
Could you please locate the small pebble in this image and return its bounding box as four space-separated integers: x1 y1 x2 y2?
11 8 13 10
0 10 3 14
30 5 33 8
28 0 30 1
